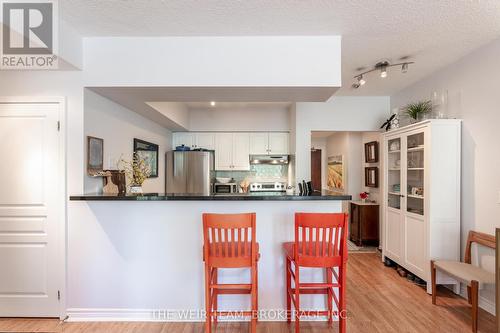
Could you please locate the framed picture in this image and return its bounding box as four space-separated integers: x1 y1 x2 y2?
365 167 379 188
87 136 103 175
133 138 159 178
327 155 345 191
365 141 379 163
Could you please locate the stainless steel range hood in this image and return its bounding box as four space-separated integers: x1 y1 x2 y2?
250 155 289 165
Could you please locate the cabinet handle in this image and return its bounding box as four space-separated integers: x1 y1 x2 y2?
400 194 405 197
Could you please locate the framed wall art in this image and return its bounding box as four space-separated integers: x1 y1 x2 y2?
365 167 379 188
365 141 379 163
133 138 159 178
327 155 345 192
87 136 103 175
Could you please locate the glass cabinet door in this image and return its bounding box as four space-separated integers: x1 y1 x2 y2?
406 132 425 215
387 137 402 210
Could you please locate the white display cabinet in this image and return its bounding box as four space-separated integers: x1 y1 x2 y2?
382 119 462 293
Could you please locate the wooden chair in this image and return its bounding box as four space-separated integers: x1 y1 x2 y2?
202 213 259 333
431 231 496 333
283 212 348 333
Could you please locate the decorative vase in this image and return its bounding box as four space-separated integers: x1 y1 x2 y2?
431 90 448 119
361 198 366 203
129 185 143 194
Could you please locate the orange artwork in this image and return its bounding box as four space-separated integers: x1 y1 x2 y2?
327 155 344 191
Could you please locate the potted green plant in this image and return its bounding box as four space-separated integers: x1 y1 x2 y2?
404 100 432 123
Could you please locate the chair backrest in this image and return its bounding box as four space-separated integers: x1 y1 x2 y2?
203 213 257 268
294 212 348 267
464 230 496 264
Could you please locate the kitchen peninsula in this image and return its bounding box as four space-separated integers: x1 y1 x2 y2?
68 192 350 320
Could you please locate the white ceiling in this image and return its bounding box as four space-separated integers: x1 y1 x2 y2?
63 1 500 96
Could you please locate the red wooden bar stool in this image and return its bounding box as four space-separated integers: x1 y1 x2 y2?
283 212 348 333
202 213 259 333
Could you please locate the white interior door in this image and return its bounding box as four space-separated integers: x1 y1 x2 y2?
0 102 62 317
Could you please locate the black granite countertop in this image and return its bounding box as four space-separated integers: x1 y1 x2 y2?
69 192 352 201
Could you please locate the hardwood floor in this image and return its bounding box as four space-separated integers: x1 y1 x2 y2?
0 253 496 332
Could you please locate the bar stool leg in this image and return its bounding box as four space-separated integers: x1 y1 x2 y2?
326 267 333 325
255 264 259 323
286 257 291 323
204 264 212 333
213 268 218 325
339 265 347 333
251 264 257 333
294 262 300 333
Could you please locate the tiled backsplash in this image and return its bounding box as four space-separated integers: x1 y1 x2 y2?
216 164 288 184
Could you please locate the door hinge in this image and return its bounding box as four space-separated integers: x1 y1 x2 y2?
57 121 60 131
57 290 61 300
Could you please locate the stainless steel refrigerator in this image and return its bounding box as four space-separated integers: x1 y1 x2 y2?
165 150 215 195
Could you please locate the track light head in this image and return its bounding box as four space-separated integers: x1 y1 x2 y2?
402 63 409 73
380 67 387 78
357 75 366 85
352 82 360 89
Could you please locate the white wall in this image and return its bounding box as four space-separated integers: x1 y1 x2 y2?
188 105 290 132
84 90 172 194
293 96 390 185
146 102 190 130
392 36 500 313
83 36 341 88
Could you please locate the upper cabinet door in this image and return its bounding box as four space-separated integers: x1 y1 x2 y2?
268 133 289 154
215 133 233 170
249 133 269 155
195 133 215 150
232 133 250 170
173 132 195 149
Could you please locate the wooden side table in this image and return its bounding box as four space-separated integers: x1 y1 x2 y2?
349 201 379 247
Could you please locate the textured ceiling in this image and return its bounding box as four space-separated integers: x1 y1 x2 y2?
62 1 500 95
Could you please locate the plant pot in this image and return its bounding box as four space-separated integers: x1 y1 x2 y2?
129 185 143 194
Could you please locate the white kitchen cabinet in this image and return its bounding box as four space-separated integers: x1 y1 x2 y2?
249 133 269 154
232 133 250 170
173 132 195 149
382 120 462 294
195 133 215 150
215 133 250 171
249 132 289 155
269 133 289 154
173 132 215 150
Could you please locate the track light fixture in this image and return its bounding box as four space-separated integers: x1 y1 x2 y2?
352 60 414 89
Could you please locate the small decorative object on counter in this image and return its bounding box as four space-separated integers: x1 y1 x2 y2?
102 171 118 194
119 152 151 194
359 191 369 203
404 100 432 123
239 179 250 193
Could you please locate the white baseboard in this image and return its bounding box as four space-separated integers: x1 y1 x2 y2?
66 308 334 322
